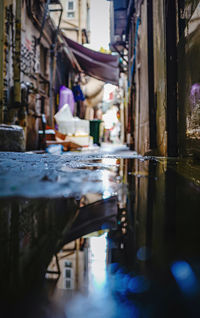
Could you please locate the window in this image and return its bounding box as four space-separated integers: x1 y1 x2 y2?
65 268 71 278
64 261 72 268
68 1 74 10
67 0 75 18
63 260 74 289
67 12 75 18
65 279 72 289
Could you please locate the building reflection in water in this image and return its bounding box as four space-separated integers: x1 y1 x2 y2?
101 158 119 200
31 157 200 317
88 233 107 291
2 155 200 317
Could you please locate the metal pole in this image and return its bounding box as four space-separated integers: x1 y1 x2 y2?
78 0 81 43
49 3 63 127
49 45 54 127
0 0 5 123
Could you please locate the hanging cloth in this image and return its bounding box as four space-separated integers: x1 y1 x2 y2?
72 84 85 102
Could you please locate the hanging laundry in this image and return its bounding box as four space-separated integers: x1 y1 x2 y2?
72 84 85 102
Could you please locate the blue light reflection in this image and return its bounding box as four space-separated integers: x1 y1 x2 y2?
171 261 198 295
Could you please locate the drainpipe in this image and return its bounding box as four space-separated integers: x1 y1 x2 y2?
49 44 55 127
0 0 5 123
13 0 23 126
78 0 81 43
49 3 63 127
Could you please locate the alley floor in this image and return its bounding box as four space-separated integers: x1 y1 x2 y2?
0 144 131 198
1 146 200 317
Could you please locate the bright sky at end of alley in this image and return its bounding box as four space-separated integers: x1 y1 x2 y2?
89 0 110 51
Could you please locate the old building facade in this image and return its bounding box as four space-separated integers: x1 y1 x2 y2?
51 0 90 44
0 0 63 149
110 0 200 158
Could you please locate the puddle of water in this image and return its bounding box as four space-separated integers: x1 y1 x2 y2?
52 157 200 318
1 154 200 317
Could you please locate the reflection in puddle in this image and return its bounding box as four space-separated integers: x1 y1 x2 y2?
62 233 109 318
101 158 119 199
89 233 107 291
171 260 198 296
1 153 200 317
101 169 113 199
64 234 139 318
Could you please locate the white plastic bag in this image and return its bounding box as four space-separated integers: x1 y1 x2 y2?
54 104 75 135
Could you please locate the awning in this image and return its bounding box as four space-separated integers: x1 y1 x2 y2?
63 36 119 85
59 196 118 246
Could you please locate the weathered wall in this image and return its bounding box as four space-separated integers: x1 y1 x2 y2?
178 2 200 157
153 0 167 156
22 3 54 149
132 0 168 156
2 1 56 150
134 0 150 155
21 3 41 149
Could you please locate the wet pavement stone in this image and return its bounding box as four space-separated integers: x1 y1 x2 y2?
0 147 138 198
0 124 25 152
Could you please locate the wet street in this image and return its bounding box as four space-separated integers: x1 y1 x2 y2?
1 0 200 317
1 147 200 317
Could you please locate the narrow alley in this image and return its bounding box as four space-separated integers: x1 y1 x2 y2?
0 1 200 318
